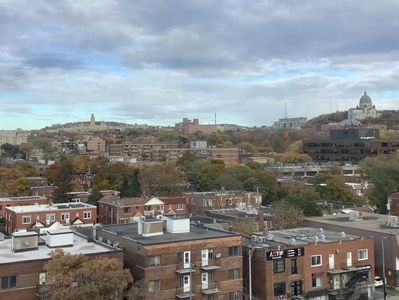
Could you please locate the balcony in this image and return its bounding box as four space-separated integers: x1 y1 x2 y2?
201 282 220 295
176 287 195 299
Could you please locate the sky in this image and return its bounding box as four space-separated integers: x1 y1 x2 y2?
1 0 399 130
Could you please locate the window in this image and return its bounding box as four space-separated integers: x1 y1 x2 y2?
46 214 55 222
311 255 322 267
347 252 352 267
274 282 286 296
228 246 239 256
177 203 183 210
61 213 70 221
208 296 215 300
22 215 31 225
177 252 183 262
228 268 240 279
358 249 368 261
83 211 91 219
0 205 2 211
148 280 160 292
123 207 130 213
291 258 298 274
273 259 285 273
2 276 16 289
312 275 322 288
208 272 215 283
208 249 214 259
148 256 160 267
39 272 46 285
229 292 240 300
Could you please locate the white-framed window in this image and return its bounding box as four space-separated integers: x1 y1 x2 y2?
358 249 368 261
177 203 183 210
148 256 161 267
148 280 161 292
39 272 46 285
83 211 92 219
311 255 322 267
46 214 55 222
22 215 31 225
61 213 70 221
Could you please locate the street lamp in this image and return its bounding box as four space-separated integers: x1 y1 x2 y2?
382 236 388 300
248 244 262 300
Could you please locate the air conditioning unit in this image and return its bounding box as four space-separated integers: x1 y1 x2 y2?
216 253 222 259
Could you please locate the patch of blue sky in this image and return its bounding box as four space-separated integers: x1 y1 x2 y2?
377 90 399 98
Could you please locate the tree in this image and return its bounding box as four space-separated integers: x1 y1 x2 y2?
313 173 364 204
139 163 186 196
5 177 31 196
192 159 225 191
46 157 74 203
72 155 91 173
88 189 103 205
280 152 312 164
272 200 304 229
360 155 399 213
91 163 132 191
20 142 33 159
38 249 134 300
282 187 322 217
1 143 24 159
130 169 142 197
120 176 131 197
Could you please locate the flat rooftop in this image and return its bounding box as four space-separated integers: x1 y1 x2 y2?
0 233 118 265
305 213 399 234
246 227 360 249
0 195 47 202
6 202 95 213
100 223 240 245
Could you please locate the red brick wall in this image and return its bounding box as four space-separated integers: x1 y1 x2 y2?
0 198 49 219
303 237 374 293
5 206 97 234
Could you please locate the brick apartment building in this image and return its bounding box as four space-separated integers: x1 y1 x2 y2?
211 148 240 165
30 185 55 200
184 191 262 215
109 142 178 160
176 118 217 135
304 212 399 287
0 196 49 220
244 227 374 300
0 228 122 300
98 196 187 224
4 202 97 234
95 217 243 300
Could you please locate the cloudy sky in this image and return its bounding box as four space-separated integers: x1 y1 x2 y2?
1 0 399 130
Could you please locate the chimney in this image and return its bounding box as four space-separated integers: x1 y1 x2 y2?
12 231 39 252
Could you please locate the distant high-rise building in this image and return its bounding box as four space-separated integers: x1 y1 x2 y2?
90 113 96 128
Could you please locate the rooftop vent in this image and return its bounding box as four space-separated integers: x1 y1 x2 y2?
387 216 399 227
12 231 39 252
349 211 363 221
46 229 74 248
340 231 346 238
166 217 190 234
138 219 164 237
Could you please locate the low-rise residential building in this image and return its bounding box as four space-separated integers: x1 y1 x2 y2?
4 202 97 234
0 129 29 145
210 148 240 165
304 212 399 287
0 196 49 220
84 136 106 155
244 227 374 300
184 191 262 215
95 217 243 299
98 196 187 224
0 228 122 300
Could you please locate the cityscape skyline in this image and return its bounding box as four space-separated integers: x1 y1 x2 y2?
1 0 399 130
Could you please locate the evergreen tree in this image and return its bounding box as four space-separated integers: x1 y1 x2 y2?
130 169 142 197
120 176 130 197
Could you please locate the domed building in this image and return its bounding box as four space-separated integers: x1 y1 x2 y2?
348 91 380 123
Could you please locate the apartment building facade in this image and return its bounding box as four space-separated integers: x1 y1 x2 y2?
98 196 187 224
96 217 243 300
185 191 262 215
244 227 374 300
4 202 97 234
0 196 49 220
0 228 122 300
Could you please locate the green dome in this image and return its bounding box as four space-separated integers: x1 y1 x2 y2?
359 91 372 108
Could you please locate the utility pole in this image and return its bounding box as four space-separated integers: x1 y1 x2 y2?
382 237 387 300
248 247 253 300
